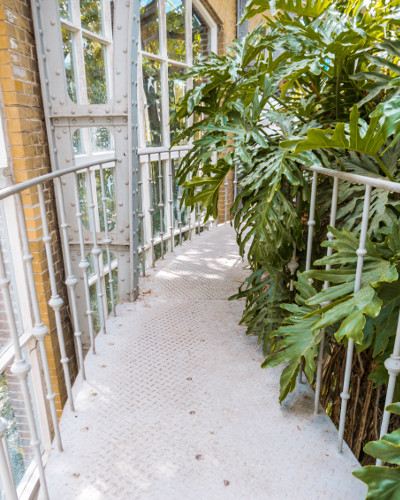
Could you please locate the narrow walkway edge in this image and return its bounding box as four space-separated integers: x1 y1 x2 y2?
42 224 366 500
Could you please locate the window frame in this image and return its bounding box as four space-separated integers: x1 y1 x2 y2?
60 0 114 107
138 0 218 150
138 0 217 267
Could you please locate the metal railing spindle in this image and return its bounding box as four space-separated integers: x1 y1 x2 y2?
15 193 63 451
157 153 165 259
37 184 74 411
168 152 174 252
84 169 107 334
99 164 116 317
376 312 400 465
314 177 339 414
54 177 87 374
338 184 372 452
147 155 155 266
0 214 50 500
72 173 96 355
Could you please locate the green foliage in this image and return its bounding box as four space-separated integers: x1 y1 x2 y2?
174 0 400 440
261 273 322 403
353 402 400 499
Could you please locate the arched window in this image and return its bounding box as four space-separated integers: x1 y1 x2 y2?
139 0 217 148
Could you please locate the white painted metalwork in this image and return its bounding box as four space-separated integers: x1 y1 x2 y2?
305 172 318 274
99 164 116 316
0 157 121 498
234 164 238 200
314 177 339 415
157 153 165 259
0 231 49 500
168 151 175 252
54 177 87 376
337 184 372 452
72 174 96 355
14 193 63 453
298 164 400 453
38 184 75 411
147 155 156 267
84 169 107 333
376 306 400 465
224 175 229 223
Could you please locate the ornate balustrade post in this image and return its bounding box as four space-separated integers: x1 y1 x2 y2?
38 184 74 411
72 174 96 355
338 184 372 452
314 177 339 414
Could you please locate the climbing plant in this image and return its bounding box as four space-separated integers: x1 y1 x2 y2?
173 0 400 468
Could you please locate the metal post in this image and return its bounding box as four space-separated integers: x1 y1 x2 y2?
224 174 228 223
72 173 96 355
168 151 174 252
176 152 183 245
299 172 318 384
0 229 49 500
234 164 238 200
55 176 89 369
157 152 165 259
38 184 74 411
376 310 400 464
99 164 116 316
314 177 339 414
305 172 318 274
15 193 63 451
138 162 146 276
147 155 155 266
84 170 107 333
338 184 372 452
187 172 192 241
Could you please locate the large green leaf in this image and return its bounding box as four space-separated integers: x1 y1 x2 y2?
353 466 400 500
242 0 335 20
262 273 322 403
230 268 291 353
353 403 400 499
281 105 396 180
305 227 398 343
364 430 400 465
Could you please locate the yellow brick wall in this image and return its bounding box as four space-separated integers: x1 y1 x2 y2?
0 0 77 418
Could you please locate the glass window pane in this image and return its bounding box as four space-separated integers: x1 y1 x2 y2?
142 58 162 146
80 0 103 34
61 28 77 103
166 0 186 62
140 0 159 55
73 129 83 155
169 64 186 144
151 161 165 238
193 8 210 64
59 0 71 20
95 166 116 232
83 37 108 104
90 127 113 152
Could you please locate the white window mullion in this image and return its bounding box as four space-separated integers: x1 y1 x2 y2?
159 0 170 148
186 0 194 129
71 0 88 105
102 0 113 99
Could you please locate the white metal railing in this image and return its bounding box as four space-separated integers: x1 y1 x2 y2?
0 144 222 499
296 164 400 458
0 157 118 499
137 146 215 276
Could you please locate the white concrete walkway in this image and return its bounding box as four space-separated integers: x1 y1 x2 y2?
42 224 366 499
